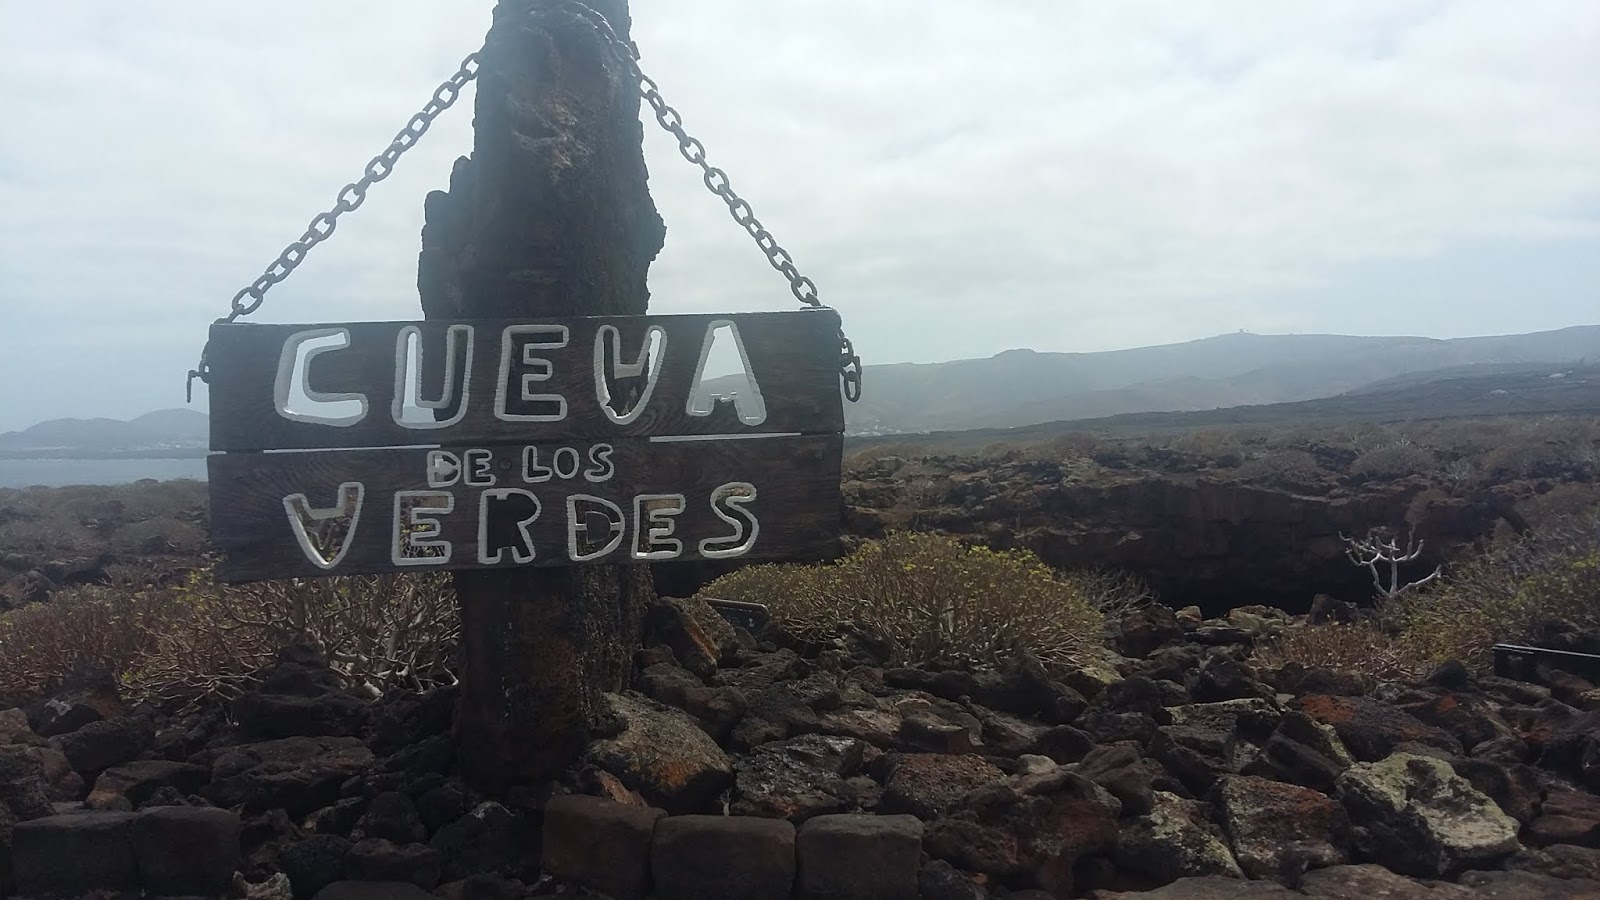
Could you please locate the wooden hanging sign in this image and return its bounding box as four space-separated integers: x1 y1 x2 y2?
205 309 844 583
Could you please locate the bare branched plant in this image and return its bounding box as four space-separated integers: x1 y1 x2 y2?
1256 620 1426 683
1442 458 1476 494
899 477 943 531
0 566 458 706
1340 527 1442 601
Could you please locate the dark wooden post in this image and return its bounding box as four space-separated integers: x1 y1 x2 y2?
418 0 665 790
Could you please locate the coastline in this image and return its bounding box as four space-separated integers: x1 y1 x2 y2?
0 457 208 488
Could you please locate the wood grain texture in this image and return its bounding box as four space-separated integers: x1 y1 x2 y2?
207 309 843 451
209 434 842 582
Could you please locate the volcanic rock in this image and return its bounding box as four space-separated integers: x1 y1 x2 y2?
588 692 733 814
1212 774 1351 881
1334 752 1521 877
731 734 869 822
924 767 1121 897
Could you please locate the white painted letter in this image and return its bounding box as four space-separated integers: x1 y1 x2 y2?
274 328 368 426
282 482 365 570
464 449 497 487
699 482 760 558
478 489 541 565
426 451 462 488
584 443 616 483
686 320 767 426
522 446 553 483
567 494 625 562
593 324 665 425
496 325 569 422
392 491 455 566
392 324 473 429
632 494 686 560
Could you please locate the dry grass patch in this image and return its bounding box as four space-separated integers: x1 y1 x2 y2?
1256 620 1425 683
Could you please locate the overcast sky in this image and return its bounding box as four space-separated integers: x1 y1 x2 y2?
1 0 1597 431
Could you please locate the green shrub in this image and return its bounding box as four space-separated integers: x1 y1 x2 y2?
695 532 1125 669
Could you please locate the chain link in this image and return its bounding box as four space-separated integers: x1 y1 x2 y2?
189 2 861 403
186 53 482 400
569 3 861 401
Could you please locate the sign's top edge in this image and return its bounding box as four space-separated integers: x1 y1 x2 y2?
210 308 842 329
205 431 845 456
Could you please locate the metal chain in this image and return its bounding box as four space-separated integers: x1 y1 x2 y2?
571 3 862 401
188 2 862 403
186 52 482 400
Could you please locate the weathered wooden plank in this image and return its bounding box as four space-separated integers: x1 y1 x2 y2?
208 433 842 582
207 309 843 451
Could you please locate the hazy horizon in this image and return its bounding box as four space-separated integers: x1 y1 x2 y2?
3 1 1597 432
8 321 1600 434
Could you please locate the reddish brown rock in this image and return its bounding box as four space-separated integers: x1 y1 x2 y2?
541 795 665 900
344 838 443 890
207 736 374 817
131 806 241 896
732 735 870 822
0 745 56 820
587 692 733 815
652 815 797 900
86 760 209 811
796 813 923 900
880 753 1006 820
1407 693 1508 752
644 599 724 680
1113 791 1243 884
10 811 139 897
924 768 1120 897
1297 695 1463 762
31 667 126 738
1212 774 1350 881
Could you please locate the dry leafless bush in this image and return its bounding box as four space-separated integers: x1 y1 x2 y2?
894 477 945 531
1481 440 1582 482
1166 429 1247 466
843 443 930 477
1255 620 1425 682
1234 450 1328 488
0 566 458 705
1389 510 1600 671
1349 443 1437 482
1022 432 1105 461
698 532 1123 670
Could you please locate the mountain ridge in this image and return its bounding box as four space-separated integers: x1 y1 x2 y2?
7 325 1598 456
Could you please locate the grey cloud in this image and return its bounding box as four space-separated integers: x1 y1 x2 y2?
1 0 1597 429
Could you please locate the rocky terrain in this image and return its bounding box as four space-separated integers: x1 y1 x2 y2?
3 596 1600 899
839 452 1592 615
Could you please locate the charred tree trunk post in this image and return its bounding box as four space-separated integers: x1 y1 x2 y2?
418 0 665 790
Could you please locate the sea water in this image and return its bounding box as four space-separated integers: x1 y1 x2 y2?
0 458 207 488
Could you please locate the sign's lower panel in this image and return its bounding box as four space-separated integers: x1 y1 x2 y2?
209 434 842 583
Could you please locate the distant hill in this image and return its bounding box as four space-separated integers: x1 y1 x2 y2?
846 363 1600 454
0 409 209 459
10 324 1600 455
843 324 1600 434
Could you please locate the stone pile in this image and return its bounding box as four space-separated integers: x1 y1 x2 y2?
2 597 1600 899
